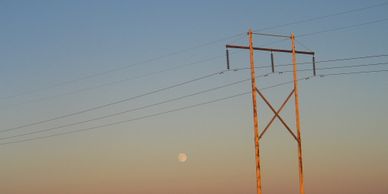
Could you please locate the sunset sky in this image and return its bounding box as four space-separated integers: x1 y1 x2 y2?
1 0 388 194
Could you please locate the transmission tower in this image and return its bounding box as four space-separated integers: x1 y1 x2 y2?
225 29 316 194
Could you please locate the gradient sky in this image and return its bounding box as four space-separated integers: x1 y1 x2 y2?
1 0 388 194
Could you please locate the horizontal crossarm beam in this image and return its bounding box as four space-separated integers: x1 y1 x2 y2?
226 44 315 55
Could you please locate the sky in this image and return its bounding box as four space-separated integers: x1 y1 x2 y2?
0 0 388 194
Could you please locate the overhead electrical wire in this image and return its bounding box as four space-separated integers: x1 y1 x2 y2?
299 17 388 37
0 54 227 109
294 39 314 52
300 61 388 72
2 68 388 146
232 54 388 71
252 17 388 49
0 70 228 133
1 2 388 145
274 61 388 74
2 1 387 100
2 54 388 134
0 34 245 100
263 62 388 76
0 73 271 141
318 69 388 77
0 77 307 146
0 91 246 146
3 48 388 111
1 6 386 128
2 61 388 139
294 54 388 66
254 0 388 32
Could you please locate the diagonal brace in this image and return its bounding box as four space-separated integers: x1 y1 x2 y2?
255 87 298 142
259 89 294 139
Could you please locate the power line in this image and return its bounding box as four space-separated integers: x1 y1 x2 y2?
0 38 291 109
232 54 388 71
254 1 388 32
0 55 225 109
313 61 388 71
0 77 304 146
0 70 227 133
3 43 383 111
253 17 388 49
295 39 313 52
278 54 388 67
3 1 387 101
301 54 388 65
299 18 388 37
0 92 248 146
318 69 388 77
0 73 267 140
2 54 387 133
2 69 387 146
3 3 388 137
2 60 386 140
0 34 245 100
279 61 388 73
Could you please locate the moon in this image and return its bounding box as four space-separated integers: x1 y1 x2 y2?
177 153 188 163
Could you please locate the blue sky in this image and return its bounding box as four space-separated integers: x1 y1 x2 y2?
0 1 388 194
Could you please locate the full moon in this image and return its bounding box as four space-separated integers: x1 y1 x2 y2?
177 153 188 163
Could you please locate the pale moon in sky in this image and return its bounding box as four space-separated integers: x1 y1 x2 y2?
178 153 188 163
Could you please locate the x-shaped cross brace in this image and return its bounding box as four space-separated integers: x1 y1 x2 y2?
256 87 299 142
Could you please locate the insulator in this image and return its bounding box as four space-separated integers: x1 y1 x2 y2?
271 52 275 73
226 49 230 70
312 55 316 76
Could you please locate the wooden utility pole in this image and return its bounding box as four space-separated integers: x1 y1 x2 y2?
248 29 262 194
291 32 305 194
226 30 315 194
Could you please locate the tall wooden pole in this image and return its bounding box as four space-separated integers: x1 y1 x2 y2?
291 32 305 194
226 31 312 194
249 29 262 194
